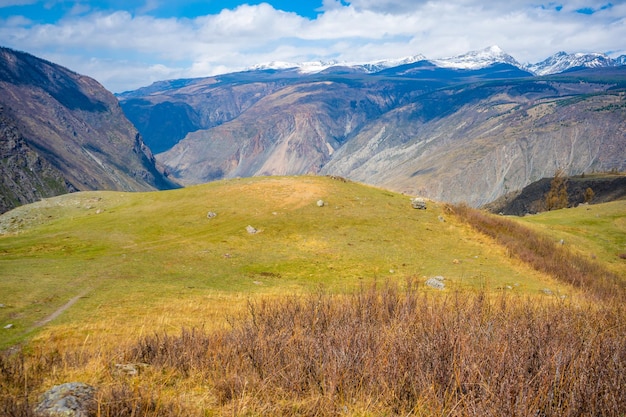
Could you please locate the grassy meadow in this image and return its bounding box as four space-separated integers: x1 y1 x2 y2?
0 175 624 416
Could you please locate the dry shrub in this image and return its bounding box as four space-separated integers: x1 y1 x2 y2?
124 283 626 416
451 204 625 301
2 284 625 416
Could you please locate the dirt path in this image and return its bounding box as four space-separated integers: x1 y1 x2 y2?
34 288 91 328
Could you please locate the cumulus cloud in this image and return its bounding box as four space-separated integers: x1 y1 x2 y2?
1 0 625 92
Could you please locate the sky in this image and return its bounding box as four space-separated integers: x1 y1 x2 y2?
1 0 625 93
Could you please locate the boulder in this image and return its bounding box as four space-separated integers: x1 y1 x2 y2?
246 225 258 234
425 276 445 290
35 382 96 417
411 197 427 209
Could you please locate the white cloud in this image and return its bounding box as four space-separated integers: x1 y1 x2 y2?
1 1 625 92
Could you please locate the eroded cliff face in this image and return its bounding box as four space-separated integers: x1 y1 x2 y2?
138 66 626 207
321 82 626 206
0 47 177 213
156 80 406 184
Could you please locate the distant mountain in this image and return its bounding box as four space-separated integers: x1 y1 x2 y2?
526 51 616 75
248 54 428 75
0 47 178 214
433 45 523 70
119 47 626 206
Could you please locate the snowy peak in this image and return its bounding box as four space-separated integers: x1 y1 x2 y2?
248 54 427 75
433 45 523 70
526 51 615 75
248 47 624 77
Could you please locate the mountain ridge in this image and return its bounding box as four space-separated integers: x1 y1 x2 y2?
121 60 625 206
0 46 178 213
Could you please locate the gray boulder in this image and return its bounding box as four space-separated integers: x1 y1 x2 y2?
35 382 96 417
411 197 427 209
425 276 445 290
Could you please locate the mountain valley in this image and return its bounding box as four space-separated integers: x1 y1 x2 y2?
118 49 626 206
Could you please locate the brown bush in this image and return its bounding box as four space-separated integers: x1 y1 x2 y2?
3 284 625 416
451 203 625 301
125 284 626 415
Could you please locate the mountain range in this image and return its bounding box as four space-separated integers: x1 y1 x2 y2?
1 45 624 213
119 46 626 206
244 46 625 77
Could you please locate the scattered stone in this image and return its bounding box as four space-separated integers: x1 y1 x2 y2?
542 288 553 295
4 323 14 329
35 382 96 417
207 211 217 219
317 200 325 207
438 215 446 222
114 363 149 376
95 209 102 214
246 225 258 234
425 276 445 290
411 197 427 209
0 303 5 308
452 259 460 264
559 239 565 245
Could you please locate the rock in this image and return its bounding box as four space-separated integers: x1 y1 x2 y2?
4 323 14 329
114 363 149 376
207 211 217 219
425 276 445 290
438 215 445 222
411 197 427 209
246 225 258 234
316 200 325 207
35 382 96 417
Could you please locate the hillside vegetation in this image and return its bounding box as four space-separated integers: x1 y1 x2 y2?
1 176 624 416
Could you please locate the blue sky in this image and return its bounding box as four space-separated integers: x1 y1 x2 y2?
1 1 624 92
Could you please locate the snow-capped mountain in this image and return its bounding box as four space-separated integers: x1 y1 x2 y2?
249 54 427 74
432 45 523 70
526 51 615 75
249 46 625 78
613 55 626 66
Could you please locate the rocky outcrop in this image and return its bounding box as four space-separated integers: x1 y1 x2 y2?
0 47 178 213
35 382 96 417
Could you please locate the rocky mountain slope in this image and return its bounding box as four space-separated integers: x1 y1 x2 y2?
0 47 177 213
321 69 626 206
121 49 625 206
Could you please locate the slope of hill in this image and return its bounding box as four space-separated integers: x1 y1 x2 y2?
0 175 576 350
0 47 178 213
1 176 624 416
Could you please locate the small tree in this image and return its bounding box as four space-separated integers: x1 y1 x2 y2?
545 168 569 211
583 187 595 203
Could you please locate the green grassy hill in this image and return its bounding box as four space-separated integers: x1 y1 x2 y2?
1 176 624 416
0 175 567 350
